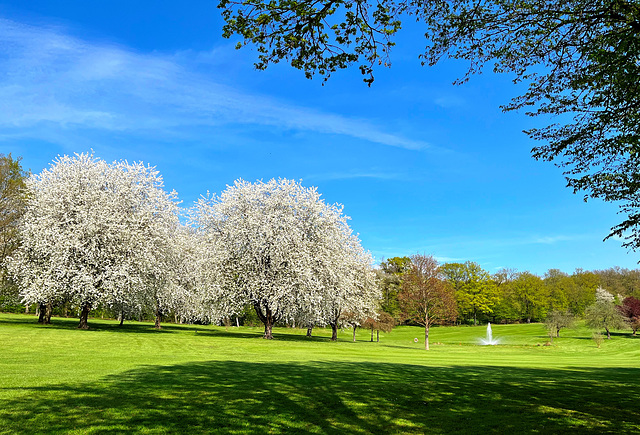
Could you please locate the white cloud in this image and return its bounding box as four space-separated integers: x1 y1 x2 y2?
530 235 581 245
306 170 406 181
0 18 428 150
434 95 466 109
434 255 465 263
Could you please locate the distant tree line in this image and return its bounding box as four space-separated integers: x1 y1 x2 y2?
379 256 640 324
379 256 640 342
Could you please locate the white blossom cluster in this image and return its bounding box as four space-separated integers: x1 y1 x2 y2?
595 286 614 303
8 154 380 334
192 178 379 336
7 153 183 321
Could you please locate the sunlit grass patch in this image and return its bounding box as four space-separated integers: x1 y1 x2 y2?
1 313 639 433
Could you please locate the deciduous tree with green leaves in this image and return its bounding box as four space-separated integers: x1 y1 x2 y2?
544 309 574 339
585 299 627 339
510 272 546 323
377 256 410 320
543 269 572 312
219 0 640 251
567 269 599 316
0 154 27 309
441 261 498 326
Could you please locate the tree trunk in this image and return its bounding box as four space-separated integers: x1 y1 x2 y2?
306 324 313 337
425 324 430 350
236 317 240 327
473 310 477 326
154 297 162 329
78 303 91 329
370 326 374 342
424 312 430 350
330 322 338 341
154 309 162 330
25 304 29 314
44 301 52 324
556 328 560 338
605 326 611 339
37 303 46 324
352 325 357 342
119 310 125 326
376 330 380 342
263 321 274 339
254 303 277 339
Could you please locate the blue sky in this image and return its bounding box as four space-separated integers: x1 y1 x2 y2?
1 1 637 275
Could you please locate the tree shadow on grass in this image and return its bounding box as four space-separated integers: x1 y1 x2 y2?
1 361 639 434
0 315 190 334
608 331 639 339
200 329 337 343
0 316 352 342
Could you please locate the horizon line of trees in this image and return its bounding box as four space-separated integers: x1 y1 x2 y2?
379 257 640 325
378 255 640 346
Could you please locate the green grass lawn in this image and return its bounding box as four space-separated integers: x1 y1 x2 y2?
1 313 639 434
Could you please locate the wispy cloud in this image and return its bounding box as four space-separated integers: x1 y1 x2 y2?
433 255 465 263
434 95 466 109
306 170 407 182
0 18 428 150
432 233 586 251
531 235 577 245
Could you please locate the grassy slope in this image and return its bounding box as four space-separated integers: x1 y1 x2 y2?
1 313 639 434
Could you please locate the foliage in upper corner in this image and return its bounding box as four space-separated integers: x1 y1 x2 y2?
218 0 403 84
218 0 640 251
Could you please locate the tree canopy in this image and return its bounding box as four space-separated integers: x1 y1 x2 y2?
0 153 27 303
441 261 497 326
193 178 378 339
619 296 640 335
586 299 627 339
7 153 181 329
377 256 410 319
399 254 457 350
219 0 640 251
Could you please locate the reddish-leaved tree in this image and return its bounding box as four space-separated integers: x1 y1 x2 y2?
399 254 457 350
619 297 640 335
362 311 395 342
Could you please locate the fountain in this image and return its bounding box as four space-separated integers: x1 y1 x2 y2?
480 322 500 345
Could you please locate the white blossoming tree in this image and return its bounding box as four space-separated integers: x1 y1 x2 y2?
8 153 180 329
309 229 379 341
162 222 215 325
194 178 378 339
